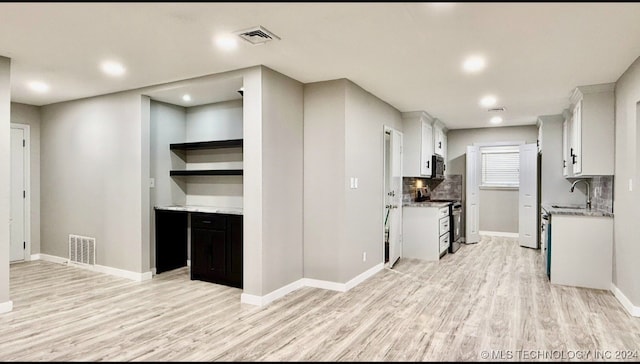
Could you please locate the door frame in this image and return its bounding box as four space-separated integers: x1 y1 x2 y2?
468 140 525 241
382 125 403 267
10 123 31 262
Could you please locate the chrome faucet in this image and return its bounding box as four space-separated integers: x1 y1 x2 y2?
570 179 591 209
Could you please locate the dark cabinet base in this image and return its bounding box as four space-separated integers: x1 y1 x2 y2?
154 209 242 289
190 213 243 289
155 209 188 274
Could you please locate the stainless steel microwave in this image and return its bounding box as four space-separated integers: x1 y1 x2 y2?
431 155 445 179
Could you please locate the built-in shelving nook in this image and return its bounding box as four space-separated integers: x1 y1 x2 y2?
148 76 244 210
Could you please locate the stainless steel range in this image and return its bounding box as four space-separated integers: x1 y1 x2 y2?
450 202 462 253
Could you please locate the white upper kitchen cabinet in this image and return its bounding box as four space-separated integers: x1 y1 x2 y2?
433 119 446 157
561 109 573 178
401 111 434 177
566 83 615 177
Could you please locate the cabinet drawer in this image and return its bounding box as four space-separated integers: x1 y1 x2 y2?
191 213 226 230
438 207 449 219
439 233 450 254
439 216 450 236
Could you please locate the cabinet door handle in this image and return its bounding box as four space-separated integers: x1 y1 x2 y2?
570 147 574 157
438 141 442 149
426 161 430 168
563 160 566 168
572 155 577 165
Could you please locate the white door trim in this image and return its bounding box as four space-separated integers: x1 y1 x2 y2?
10 123 31 262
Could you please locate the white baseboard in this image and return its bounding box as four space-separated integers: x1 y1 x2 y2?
303 278 347 292
0 300 13 314
35 254 152 282
612 284 640 317
38 253 67 264
479 231 519 238
345 263 384 291
151 267 157 276
187 259 191 267
242 263 385 307
30 254 41 261
241 279 305 307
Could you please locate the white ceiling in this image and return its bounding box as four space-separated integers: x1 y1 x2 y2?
2 3 640 129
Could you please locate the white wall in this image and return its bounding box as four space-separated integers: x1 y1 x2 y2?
41 92 147 274
613 55 640 306
304 79 403 284
479 189 519 233
10 103 41 255
343 80 402 282
185 100 242 142
241 67 264 296
185 100 243 208
0 56 10 307
303 80 346 283
260 67 304 294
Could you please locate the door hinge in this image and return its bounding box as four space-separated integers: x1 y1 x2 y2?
23 139 25 147
23 242 26 249
23 190 26 198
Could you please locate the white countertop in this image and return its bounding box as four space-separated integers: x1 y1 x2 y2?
155 205 243 215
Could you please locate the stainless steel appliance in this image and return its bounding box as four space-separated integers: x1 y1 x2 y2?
450 202 462 253
541 208 550 279
431 155 445 179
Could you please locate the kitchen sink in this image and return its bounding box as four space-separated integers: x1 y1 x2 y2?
551 205 584 209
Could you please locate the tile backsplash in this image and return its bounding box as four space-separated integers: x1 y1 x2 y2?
590 176 613 213
402 175 463 202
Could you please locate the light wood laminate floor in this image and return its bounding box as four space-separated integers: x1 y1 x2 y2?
2 236 639 361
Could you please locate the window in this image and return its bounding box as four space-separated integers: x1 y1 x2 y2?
480 145 519 188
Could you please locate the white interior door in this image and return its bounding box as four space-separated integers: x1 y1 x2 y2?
519 144 538 248
465 145 480 243
388 128 403 268
10 127 26 262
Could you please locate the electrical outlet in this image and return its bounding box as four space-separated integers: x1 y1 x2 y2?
362 252 367 262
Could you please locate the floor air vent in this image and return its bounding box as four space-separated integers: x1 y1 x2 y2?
69 234 96 265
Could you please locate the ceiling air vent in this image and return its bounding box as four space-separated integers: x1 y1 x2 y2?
235 26 280 45
488 107 506 112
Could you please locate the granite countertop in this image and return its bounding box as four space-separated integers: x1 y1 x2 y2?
155 205 243 215
541 203 613 218
403 201 452 208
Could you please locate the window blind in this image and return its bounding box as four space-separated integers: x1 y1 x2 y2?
481 145 520 187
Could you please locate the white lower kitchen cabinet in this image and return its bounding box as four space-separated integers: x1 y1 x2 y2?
550 215 612 290
402 205 450 261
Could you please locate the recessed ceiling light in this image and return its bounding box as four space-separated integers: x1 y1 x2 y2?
480 95 497 107
182 94 192 102
101 61 126 76
490 116 503 124
463 55 486 73
28 81 49 93
215 35 238 51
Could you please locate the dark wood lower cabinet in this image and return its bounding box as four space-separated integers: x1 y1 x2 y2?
190 213 243 288
155 209 188 274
